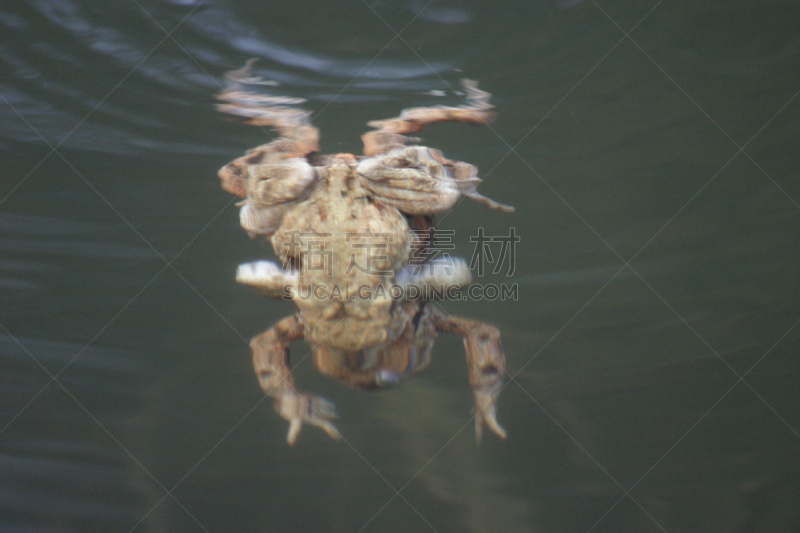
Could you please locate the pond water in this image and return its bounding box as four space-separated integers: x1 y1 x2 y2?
2 1 800 532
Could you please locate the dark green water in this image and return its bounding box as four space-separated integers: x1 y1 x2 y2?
2 1 799 531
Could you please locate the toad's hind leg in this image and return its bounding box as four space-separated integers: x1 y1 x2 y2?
432 307 507 442
250 315 341 445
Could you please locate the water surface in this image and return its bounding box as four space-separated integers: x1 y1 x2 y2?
2 1 800 532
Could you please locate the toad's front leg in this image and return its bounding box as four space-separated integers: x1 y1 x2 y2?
250 315 341 445
432 308 507 442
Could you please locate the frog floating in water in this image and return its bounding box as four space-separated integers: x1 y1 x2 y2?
217 60 514 445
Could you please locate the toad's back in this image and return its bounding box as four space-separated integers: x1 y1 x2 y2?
271 163 412 352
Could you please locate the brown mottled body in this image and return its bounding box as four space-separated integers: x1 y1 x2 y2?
218 61 513 444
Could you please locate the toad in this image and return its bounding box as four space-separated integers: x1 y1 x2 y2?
217 60 514 445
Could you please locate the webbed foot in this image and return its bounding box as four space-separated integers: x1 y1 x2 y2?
432 307 507 442
278 390 341 446
251 315 341 445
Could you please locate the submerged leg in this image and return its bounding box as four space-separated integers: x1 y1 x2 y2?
432 307 506 442
250 315 340 445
